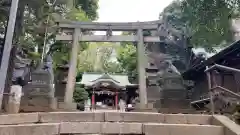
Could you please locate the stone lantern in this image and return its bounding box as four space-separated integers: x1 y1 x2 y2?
55 64 69 101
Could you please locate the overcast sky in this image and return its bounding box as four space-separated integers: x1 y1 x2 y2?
96 0 214 56
97 0 173 22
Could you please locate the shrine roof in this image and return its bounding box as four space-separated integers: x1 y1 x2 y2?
182 40 240 80
77 73 137 87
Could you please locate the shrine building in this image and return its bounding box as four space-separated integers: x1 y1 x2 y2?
182 40 240 113
77 73 138 110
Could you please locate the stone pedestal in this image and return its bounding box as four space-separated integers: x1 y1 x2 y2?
57 102 77 111
6 85 22 113
50 97 58 110
133 102 157 112
7 102 20 113
20 70 56 112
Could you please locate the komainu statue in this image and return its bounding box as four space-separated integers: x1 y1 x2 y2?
20 53 56 112
149 53 190 113
4 48 32 113
12 49 32 86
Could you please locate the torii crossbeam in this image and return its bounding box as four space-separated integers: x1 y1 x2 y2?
55 20 164 109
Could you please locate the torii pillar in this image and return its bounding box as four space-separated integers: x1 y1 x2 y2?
64 28 81 108
137 28 148 109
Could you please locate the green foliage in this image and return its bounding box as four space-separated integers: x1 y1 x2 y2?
117 44 137 82
103 61 123 74
50 7 90 69
65 8 90 21
0 0 99 68
27 51 41 60
233 104 240 124
75 0 99 20
76 71 84 82
0 0 9 24
73 86 89 103
77 42 123 73
50 41 70 69
161 0 240 52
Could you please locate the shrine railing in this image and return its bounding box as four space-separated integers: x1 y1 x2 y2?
205 64 240 114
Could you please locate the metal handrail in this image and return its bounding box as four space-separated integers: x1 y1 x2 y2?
205 64 240 114
205 64 240 73
210 86 240 99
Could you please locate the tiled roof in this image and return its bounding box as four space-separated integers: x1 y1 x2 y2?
77 73 137 87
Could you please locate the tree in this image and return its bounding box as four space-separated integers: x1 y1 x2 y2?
49 8 90 69
0 0 99 107
75 0 98 20
73 86 89 104
117 44 137 83
75 42 124 85
161 0 240 52
73 85 89 110
103 61 123 74
0 0 99 69
0 0 99 64
77 42 122 73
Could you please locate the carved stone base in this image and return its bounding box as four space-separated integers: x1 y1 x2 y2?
130 108 158 112
20 96 57 112
156 99 191 109
6 102 20 114
134 102 156 111
20 106 53 112
57 102 77 111
6 85 22 113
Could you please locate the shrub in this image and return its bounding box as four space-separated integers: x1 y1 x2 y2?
73 86 89 104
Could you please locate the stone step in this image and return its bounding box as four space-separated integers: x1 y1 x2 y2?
0 112 238 135
157 108 198 114
144 123 224 135
0 122 224 135
0 112 212 124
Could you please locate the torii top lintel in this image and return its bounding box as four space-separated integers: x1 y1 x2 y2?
56 20 163 31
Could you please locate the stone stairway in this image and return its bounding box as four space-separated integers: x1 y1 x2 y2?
0 112 239 135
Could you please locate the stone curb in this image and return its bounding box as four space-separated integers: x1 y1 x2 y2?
0 112 213 125
0 122 224 135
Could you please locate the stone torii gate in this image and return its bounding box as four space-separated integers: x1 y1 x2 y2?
56 20 163 109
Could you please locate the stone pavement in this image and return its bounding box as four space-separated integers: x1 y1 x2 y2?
0 112 239 135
